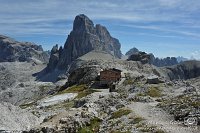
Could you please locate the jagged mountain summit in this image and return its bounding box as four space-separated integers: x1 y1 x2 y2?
176 56 188 63
47 14 122 71
0 35 49 63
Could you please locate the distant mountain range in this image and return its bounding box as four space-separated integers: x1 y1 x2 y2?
176 56 188 63
125 47 188 67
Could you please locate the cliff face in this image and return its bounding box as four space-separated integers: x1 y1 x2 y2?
47 14 122 71
0 35 49 63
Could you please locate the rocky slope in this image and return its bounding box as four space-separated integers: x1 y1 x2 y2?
0 62 56 105
23 66 200 133
46 14 122 71
0 35 49 63
1 54 199 132
0 102 40 131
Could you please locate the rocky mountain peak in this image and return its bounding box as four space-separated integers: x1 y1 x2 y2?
125 47 139 57
73 14 94 32
47 14 122 71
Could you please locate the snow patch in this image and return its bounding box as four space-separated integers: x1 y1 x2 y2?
37 93 78 107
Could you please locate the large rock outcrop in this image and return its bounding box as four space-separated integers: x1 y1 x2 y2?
47 14 122 71
0 35 49 63
127 51 153 64
67 66 100 85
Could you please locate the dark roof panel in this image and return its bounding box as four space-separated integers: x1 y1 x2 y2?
101 68 122 73
112 68 122 72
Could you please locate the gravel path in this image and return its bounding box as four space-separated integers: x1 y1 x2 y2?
128 102 199 133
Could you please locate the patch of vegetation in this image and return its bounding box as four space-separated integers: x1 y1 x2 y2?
136 83 143 88
146 86 162 97
129 116 145 124
129 115 145 124
39 85 50 93
76 89 99 99
110 120 122 127
135 123 144 128
190 100 200 108
58 84 99 99
154 129 166 133
110 131 131 133
135 123 166 133
59 84 87 93
19 101 36 109
110 109 132 119
46 101 74 110
123 73 134 86
123 79 134 86
78 117 102 133
139 127 151 132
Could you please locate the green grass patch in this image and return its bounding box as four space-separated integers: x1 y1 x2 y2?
138 125 164 133
58 84 99 99
111 109 132 119
123 79 134 86
39 85 51 93
129 115 145 125
110 131 131 133
78 117 102 133
146 86 162 97
190 101 200 108
59 84 87 94
132 116 145 124
135 123 166 133
154 129 166 133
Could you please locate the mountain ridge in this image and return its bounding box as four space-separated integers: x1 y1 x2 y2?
0 35 49 63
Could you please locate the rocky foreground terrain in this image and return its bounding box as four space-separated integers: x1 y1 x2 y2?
0 14 199 133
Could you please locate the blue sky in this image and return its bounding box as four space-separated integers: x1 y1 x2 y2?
1 0 200 59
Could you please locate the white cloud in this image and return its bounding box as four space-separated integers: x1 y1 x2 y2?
0 0 200 37
191 50 200 60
